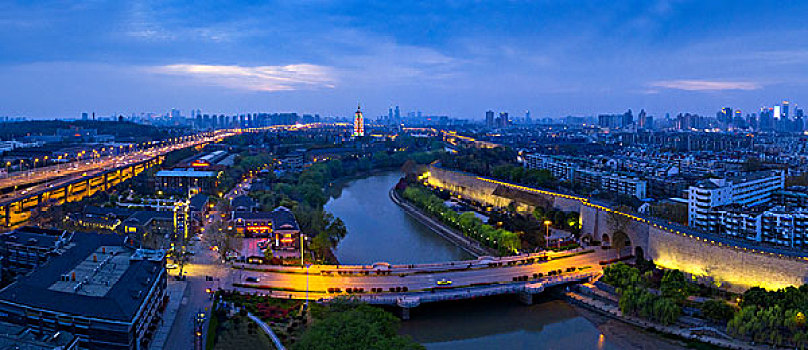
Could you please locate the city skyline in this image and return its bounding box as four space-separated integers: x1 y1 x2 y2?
1 1 807 119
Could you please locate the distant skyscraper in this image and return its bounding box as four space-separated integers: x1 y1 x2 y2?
782 101 790 119
353 104 365 137
394 105 400 121
773 105 782 120
638 109 649 129
719 107 733 124
499 112 509 128
525 110 531 124
485 110 495 128
81 112 88 120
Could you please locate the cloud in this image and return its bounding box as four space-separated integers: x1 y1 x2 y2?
649 80 761 91
150 64 336 92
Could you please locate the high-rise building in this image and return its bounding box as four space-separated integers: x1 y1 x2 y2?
81 112 88 121
353 104 364 137
499 112 510 128
782 101 790 119
773 105 782 120
485 110 495 128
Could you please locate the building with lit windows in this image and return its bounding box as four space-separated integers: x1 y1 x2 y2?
231 207 301 248
154 168 221 194
353 104 364 137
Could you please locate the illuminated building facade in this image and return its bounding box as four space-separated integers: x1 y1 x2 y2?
353 104 364 137
231 207 301 248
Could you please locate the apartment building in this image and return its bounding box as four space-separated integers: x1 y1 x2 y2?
687 171 786 231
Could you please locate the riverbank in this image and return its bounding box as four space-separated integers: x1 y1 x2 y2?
390 188 494 257
564 286 761 350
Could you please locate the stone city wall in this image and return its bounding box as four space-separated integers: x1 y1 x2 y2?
424 165 808 291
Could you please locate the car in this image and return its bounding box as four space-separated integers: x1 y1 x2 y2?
436 278 452 286
245 276 260 283
166 264 179 269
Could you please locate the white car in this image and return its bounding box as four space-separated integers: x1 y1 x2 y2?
165 264 179 269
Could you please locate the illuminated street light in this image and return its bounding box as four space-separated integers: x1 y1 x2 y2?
544 220 552 250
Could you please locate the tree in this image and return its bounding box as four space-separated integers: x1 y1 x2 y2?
660 269 689 302
208 221 242 262
702 299 735 323
293 303 423 350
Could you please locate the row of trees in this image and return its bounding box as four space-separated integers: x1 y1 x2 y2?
726 285 808 347
603 263 687 326
401 185 520 255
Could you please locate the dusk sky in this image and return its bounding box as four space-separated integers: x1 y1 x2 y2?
1 0 807 120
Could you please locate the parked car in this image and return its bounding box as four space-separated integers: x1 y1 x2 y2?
245 276 260 283
166 264 178 269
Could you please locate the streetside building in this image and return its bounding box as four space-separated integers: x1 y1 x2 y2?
0 233 167 350
231 206 301 248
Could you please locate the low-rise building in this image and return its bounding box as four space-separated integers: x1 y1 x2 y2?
155 168 221 194
0 233 167 350
0 227 71 277
0 321 79 349
231 207 302 248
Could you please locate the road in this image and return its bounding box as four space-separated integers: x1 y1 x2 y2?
229 249 615 299
162 176 250 350
0 131 237 195
160 173 617 347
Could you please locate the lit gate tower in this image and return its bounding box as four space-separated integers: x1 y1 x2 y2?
353 104 364 137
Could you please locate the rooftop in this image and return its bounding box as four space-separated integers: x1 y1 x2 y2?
0 233 164 322
155 169 219 177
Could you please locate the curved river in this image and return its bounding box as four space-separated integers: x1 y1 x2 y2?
325 171 685 350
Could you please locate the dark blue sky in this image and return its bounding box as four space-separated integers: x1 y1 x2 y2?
1 0 806 119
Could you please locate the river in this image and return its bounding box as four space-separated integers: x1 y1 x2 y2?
325 171 686 350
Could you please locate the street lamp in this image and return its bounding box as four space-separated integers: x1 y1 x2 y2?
544 220 552 250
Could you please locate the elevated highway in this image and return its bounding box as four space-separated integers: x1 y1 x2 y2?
0 129 243 229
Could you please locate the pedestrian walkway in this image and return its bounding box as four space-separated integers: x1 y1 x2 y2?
248 312 285 350
149 280 188 350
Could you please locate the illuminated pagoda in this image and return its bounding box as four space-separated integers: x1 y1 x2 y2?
353 103 365 137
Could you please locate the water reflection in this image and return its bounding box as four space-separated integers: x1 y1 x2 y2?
326 171 471 264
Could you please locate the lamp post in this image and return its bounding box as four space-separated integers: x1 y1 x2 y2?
544 220 552 250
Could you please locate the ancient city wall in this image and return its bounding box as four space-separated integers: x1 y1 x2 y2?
425 165 808 292
648 227 808 291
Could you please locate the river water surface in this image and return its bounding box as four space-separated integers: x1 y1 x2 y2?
325 171 685 349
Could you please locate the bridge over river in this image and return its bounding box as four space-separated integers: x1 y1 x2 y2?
226 249 613 318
